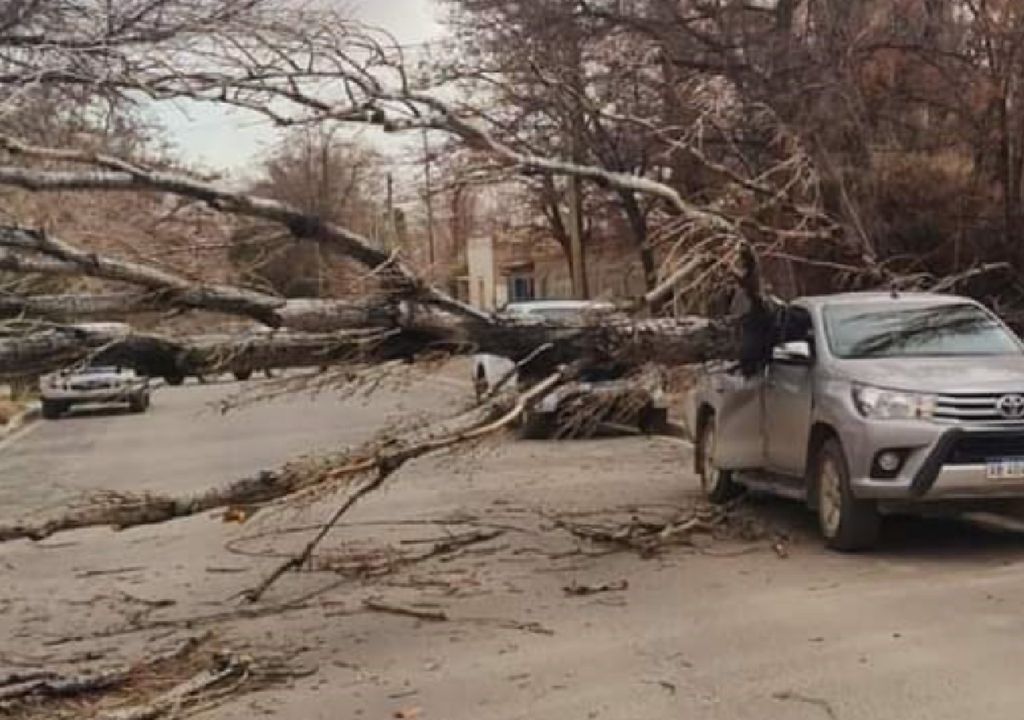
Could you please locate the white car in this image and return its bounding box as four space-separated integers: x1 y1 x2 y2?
472 300 668 437
472 300 616 397
40 363 151 419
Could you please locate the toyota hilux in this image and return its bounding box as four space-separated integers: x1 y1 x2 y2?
693 292 1024 550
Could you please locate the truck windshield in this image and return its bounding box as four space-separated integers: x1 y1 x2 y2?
824 302 1023 359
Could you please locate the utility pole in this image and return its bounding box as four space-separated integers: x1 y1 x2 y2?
567 172 586 300
567 31 588 300
422 128 436 270
386 172 396 250
316 133 328 297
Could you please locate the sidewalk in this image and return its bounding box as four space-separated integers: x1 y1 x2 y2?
0 400 39 441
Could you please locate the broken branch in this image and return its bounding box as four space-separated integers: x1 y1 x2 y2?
362 599 449 622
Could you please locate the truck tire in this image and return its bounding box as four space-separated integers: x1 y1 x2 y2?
520 411 553 440
164 374 185 386
233 369 253 381
638 406 669 435
814 437 881 551
697 415 742 503
41 399 65 420
128 392 150 414
473 366 488 401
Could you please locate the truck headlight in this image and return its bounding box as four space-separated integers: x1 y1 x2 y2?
852 384 936 420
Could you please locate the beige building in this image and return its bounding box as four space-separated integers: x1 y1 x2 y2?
438 181 649 311
464 229 648 310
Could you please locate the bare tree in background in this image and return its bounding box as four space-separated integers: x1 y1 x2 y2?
230 128 384 298
442 0 667 293
0 0 788 378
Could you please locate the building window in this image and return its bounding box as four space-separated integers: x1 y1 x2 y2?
508 274 535 302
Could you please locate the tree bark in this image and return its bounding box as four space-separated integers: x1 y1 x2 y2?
0 311 742 381
619 189 657 293
539 175 577 288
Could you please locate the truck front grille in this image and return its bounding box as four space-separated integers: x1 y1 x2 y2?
935 393 1024 423
946 433 1024 464
69 380 115 391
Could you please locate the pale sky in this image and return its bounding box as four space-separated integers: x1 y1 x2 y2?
151 0 443 179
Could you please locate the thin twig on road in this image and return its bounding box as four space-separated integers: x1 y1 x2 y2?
241 370 571 603
362 599 449 622
773 690 839 719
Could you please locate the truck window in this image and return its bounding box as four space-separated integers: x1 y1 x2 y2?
776 306 813 346
824 302 1022 358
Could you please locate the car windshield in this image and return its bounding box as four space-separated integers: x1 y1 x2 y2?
80 365 119 375
824 302 1023 359
527 307 589 321
504 304 608 321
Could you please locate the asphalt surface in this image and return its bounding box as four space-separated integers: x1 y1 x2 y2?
0 372 459 522
4 372 1024 719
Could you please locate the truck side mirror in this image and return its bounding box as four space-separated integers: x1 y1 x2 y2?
772 340 812 365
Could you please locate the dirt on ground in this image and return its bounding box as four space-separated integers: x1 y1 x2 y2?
0 399 24 426
1 434 788 719
7 383 1024 719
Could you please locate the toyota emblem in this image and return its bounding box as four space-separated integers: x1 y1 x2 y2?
997 394 1024 419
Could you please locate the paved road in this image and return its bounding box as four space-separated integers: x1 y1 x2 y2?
5 374 1024 719
0 371 460 522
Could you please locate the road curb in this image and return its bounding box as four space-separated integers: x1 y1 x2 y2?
0 402 40 442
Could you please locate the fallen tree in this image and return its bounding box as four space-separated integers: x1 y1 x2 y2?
0 1 929 604
0 5 804 385
0 366 571 548
0 300 743 382
0 222 747 380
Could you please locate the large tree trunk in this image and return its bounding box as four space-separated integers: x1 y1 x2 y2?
540 175 577 292
0 294 401 331
0 311 743 382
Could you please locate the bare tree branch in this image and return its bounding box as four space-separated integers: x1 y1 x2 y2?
0 136 488 322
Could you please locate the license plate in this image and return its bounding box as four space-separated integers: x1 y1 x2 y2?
986 458 1024 480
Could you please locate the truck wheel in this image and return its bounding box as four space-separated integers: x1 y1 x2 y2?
638 406 669 435
520 411 553 440
41 400 65 420
473 366 488 401
815 437 881 551
697 416 741 503
233 369 253 381
128 392 150 413
164 374 185 386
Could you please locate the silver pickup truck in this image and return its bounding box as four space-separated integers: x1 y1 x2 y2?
693 292 1024 551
